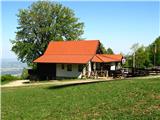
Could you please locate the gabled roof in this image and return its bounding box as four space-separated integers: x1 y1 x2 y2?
44 40 99 55
34 40 100 63
92 54 123 63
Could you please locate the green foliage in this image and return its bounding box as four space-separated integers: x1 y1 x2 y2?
122 54 132 67
21 68 29 79
11 1 84 66
2 78 160 119
99 43 107 53
148 36 160 66
124 43 148 68
106 48 114 54
1 74 21 84
135 45 151 68
124 36 160 68
99 44 114 54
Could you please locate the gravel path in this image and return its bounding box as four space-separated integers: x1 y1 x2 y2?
1 78 112 88
1 75 160 88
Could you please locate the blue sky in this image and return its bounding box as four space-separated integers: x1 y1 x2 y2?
1 1 159 59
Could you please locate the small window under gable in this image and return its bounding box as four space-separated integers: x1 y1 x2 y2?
67 64 72 71
61 64 65 69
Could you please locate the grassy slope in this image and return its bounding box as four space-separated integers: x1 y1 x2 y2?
2 78 160 120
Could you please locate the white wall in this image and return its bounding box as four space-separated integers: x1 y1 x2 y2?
56 64 83 78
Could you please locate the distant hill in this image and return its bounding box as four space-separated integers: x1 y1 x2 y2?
1 58 27 76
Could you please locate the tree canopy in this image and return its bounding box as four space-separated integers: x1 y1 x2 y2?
106 48 114 54
99 43 107 54
124 36 160 68
148 36 160 66
11 1 84 66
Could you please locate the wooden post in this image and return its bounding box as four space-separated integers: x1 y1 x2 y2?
154 44 157 68
83 65 86 78
93 62 96 78
106 70 108 78
132 53 136 76
133 53 135 68
88 61 91 77
93 62 96 71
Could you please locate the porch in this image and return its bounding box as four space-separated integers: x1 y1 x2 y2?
81 61 123 79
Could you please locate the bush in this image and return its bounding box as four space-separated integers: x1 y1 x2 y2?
21 68 29 79
1 74 21 84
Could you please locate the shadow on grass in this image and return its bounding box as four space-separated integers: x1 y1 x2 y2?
46 78 151 90
47 80 107 90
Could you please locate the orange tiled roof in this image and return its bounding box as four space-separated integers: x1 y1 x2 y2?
44 40 99 55
34 40 100 63
34 55 93 64
92 54 122 63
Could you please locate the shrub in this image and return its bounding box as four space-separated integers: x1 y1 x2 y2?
1 74 21 83
21 68 29 79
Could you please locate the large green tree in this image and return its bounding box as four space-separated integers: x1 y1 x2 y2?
11 1 84 66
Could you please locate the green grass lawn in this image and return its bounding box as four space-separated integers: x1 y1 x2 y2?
2 78 160 120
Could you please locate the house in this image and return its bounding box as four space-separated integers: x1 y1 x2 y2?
32 40 123 80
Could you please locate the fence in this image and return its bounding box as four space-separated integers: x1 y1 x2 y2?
123 67 160 77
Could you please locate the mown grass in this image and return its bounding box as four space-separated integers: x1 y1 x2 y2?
2 78 160 120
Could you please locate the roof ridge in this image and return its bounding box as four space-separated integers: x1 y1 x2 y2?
49 40 100 43
43 54 95 55
95 55 104 62
100 54 122 60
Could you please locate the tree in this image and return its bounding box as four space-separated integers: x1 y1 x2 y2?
135 46 150 68
130 43 139 68
99 44 114 54
99 43 107 54
130 43 139 54
11 1 84 66
148 36 160 66
106 48 114 54
123 36 160 68
123 54 133 68
124 43 151 68
21 68 29 79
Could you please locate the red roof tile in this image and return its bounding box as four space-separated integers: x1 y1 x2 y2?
92 54 122 63
44 40 99 55
34 40 99 63
34 55 93 64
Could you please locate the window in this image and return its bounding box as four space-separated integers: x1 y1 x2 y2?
67 64 72 71
61 64 65 69
78 64 83 72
